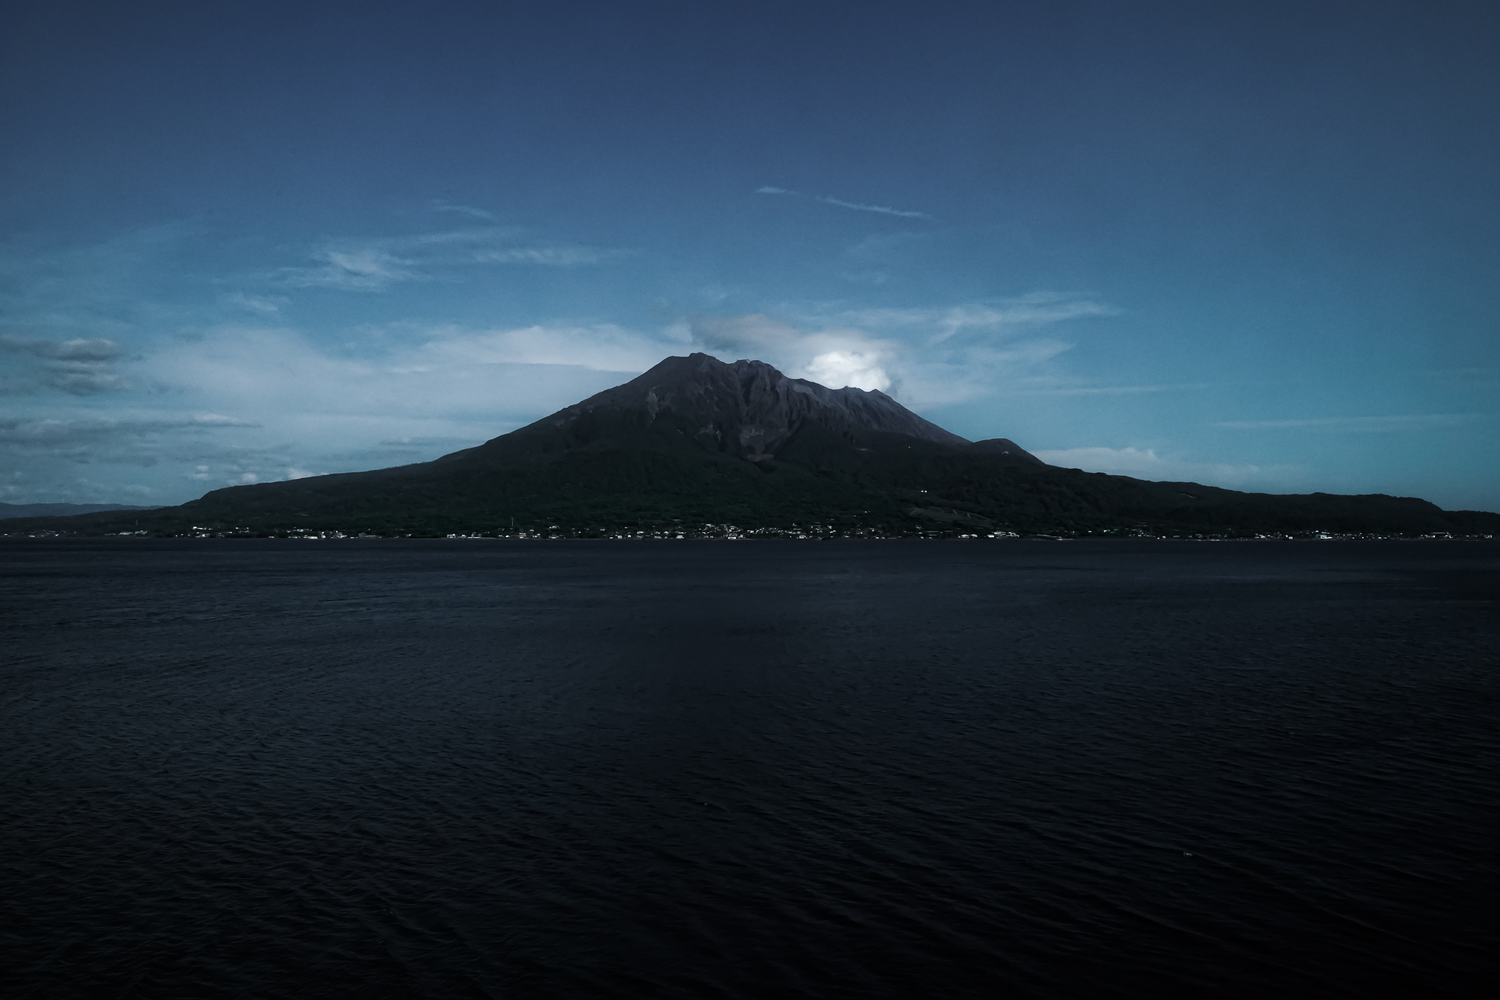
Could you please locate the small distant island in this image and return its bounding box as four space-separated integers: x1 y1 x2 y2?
4 355 1496 540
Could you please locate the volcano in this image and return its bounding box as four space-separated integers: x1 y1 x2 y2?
434 352 1038 469
5 354 1496 537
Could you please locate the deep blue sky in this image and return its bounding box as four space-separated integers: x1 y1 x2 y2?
3 0 1497 510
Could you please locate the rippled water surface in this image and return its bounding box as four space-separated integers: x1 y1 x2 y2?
2 539 1497 998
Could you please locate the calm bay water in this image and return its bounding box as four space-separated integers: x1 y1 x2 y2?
2 539 1496 998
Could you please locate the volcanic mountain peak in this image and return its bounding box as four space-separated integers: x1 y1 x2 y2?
6 350 1493 538
490 352 972 463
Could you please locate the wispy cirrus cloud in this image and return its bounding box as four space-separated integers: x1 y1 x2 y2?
277 227 622 291
755 186 932 220
282 248 423 291
835 293 1119 345
816 196 930 219
429 199 496 220
224 291 288 314
470 247 611 266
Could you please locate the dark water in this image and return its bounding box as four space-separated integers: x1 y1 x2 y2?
2 539 1496 998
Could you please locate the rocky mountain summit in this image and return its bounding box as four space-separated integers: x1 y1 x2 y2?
443 353 1038 468
580 353 969 458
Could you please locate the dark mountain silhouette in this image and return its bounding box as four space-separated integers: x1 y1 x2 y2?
0 502 161 518
430 352 1039 468
4 354 1496 537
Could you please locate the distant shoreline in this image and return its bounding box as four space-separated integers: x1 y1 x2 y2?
4 531 1493 543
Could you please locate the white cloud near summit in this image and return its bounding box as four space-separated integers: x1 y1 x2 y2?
801 351 893 393
690 313 899 392
717 293 1114 407
685 294 1116 403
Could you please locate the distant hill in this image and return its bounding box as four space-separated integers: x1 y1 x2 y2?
3 354 1496 538
0 502 161 520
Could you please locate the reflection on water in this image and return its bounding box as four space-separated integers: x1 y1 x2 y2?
2 539 1496 998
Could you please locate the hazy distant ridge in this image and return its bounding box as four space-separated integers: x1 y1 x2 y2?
0 502 161 520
